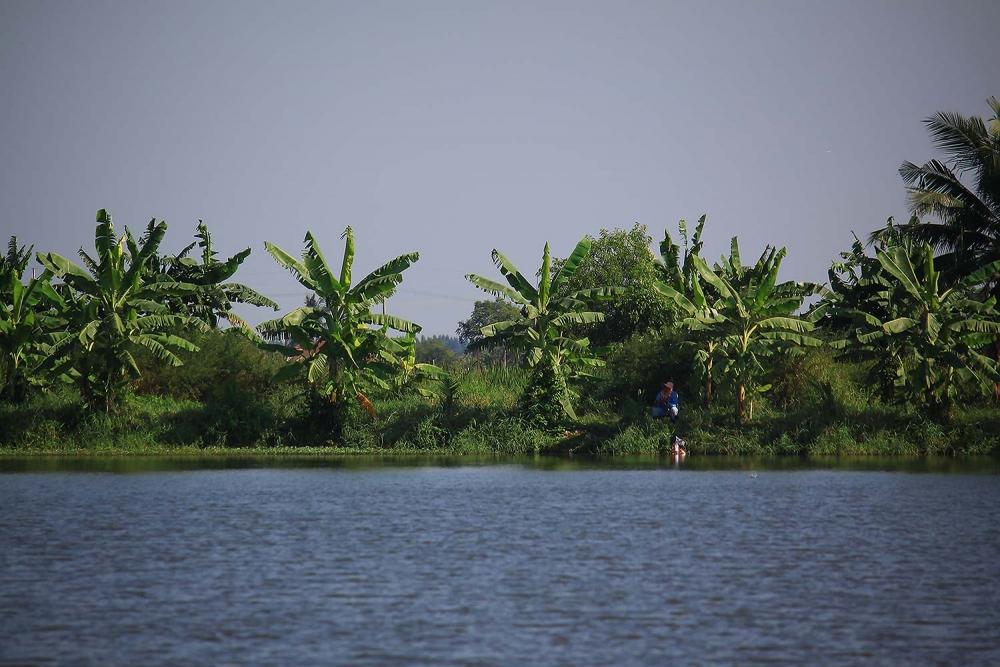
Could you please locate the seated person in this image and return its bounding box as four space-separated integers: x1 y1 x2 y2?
651 381 679 422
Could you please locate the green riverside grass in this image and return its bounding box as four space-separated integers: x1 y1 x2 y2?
3 366 998 457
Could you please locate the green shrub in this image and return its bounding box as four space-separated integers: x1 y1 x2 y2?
768 348 870 413
134 329 286 403
810 425 855 456
599 327 696 406
596 422 670 455
449 417 548 454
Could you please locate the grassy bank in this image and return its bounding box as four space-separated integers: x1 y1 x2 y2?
3 366 998 457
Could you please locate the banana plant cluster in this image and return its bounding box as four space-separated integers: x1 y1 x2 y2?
660 235 821 422
259 228 427 418
152 221 278 336
0 238 63 402
465 239 615 417
830 241 1000 416
37 210 210 412
655 216 721 406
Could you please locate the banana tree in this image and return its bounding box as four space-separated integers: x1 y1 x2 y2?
466 238 615 419
153 220 278 336
667 238 822 423
0 237 63 402
655 216 721 406
36 209 208 412
258 228 424 433
832 241 1000 418
384 331 449 397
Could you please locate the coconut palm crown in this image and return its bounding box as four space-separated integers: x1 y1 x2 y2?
879 96 1000 279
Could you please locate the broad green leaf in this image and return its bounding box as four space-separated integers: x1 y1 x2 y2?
757 316 814 333
364 312 420 333
354 252 419 293
551 237 592 289
265 241 315 291
307 355 329 384
303 231 339 295
491 249 538 303
551 312 605 328
465 274 529 304
539 242 551 305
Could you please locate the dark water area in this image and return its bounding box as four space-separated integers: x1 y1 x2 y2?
1 458 998 665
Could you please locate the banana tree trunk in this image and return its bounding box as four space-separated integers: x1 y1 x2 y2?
993 337 1000 403
704 350 713 408
737 383 746 424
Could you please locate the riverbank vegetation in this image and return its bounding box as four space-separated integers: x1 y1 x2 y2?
3 98 1000 456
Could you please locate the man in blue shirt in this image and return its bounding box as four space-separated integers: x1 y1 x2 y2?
652 381 679 423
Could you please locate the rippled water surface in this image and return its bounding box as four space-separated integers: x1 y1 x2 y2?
1 457 998 665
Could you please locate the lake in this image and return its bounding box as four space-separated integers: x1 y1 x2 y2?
1 457 998 665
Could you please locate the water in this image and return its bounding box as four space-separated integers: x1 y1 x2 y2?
1 457 998 665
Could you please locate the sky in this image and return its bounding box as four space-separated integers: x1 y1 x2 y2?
1 0 998 334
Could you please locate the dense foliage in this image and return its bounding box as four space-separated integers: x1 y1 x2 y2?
831 241 1000 417
4 99 1000 452
258 228 432 437
558 223 671 346
37 211 210 412
466 238 616 422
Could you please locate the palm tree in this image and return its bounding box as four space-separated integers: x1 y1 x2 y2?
882 96 1000 279
879 97 1000 391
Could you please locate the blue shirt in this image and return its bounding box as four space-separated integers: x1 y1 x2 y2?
655 389 679 408
667 390 679 408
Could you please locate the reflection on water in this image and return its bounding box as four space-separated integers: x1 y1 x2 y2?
1 458 998 665
1 453 998 474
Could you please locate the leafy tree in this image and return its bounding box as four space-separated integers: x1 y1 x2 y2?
830 241 1000 419
154 221 278 336
258 228 424 436
456 298 519 366
466 239 615 421
879 97 1000 280
661 237 822 422
415 336 460 367
0 237 62 402
37 210 208 412
559 223 670 346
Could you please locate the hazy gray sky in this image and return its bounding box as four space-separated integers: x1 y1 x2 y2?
2 0 997 333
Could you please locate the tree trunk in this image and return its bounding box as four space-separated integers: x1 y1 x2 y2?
737 383 746 424
705 354 713 408
993 337 1000 403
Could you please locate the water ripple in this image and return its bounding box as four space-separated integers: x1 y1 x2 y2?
0 467 998 665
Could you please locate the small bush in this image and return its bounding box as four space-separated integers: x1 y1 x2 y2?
449 417 548 454
596 422 671 455
598 327 697 406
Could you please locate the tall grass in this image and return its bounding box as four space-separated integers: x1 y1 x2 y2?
3 345 998 456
